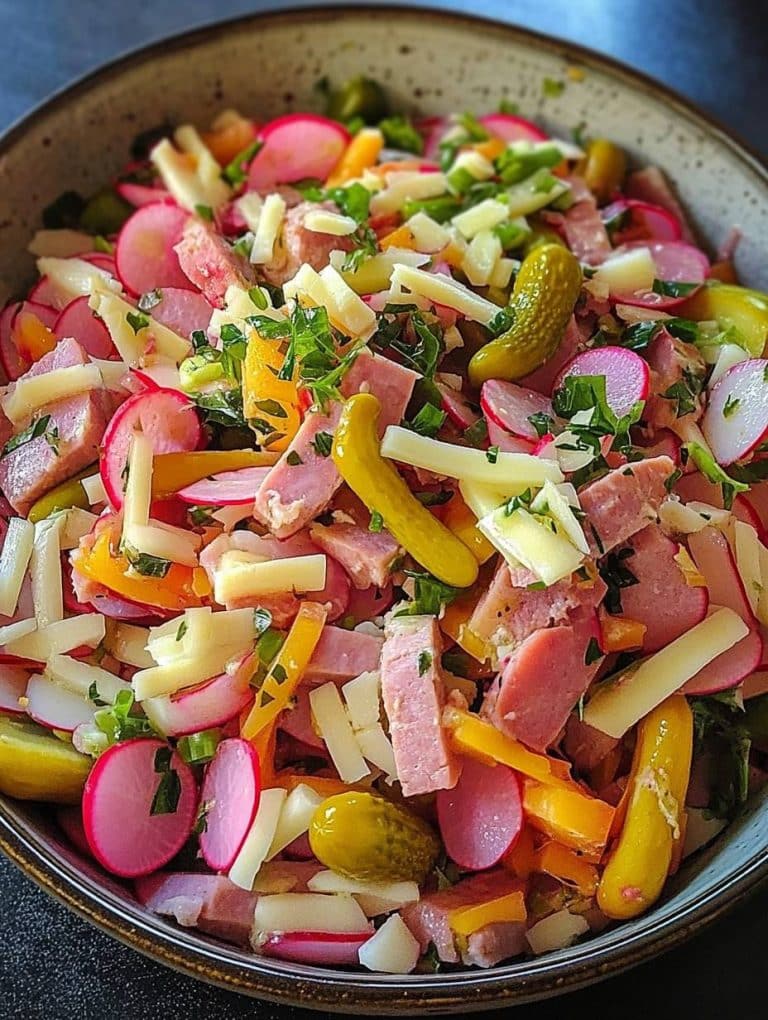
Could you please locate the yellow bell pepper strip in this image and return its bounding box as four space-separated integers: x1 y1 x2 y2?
0 713 91 804
242 330 301 453
27 467 94 524
442 706 573 786
597 694 693 920
468 245 583 386
272 772 375 798
332 394 479 589
599 611 647 653
575 138 627 203
250 717 278 786
523 780 615 862
439 592 491 665
13 310 57 363
151 449 278 499
202 113 258 166
241 602 327 740
379 224 417 251
449 890 527 936
325 127 384 187
441 491 497 565
502 825 537 879
678 281 768 357
72 531 209 611
535 841 599 897
473 137 507 162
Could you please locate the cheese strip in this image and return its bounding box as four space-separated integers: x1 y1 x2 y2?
81 473 108 506
105 622 154 669
0 517 34 617
150 137 229 212
236 192 263 232
132 651 240 700
45 653 131 704
5 613 105 661
389 263 500 325
124 523 200 567
370 172 448 215
30 517 64 628
452 198 510 240
89 284 190 365
0 618 37 647
381 426 563 488
250 193 287 264
214 551 327 604
283 263 376 339
266 783 325 860
303 209 357 236
252 892 369 934
2 364 103 424
309 682 370 783
28 230 95 258
229 788 287 891
174 125 231 209
35 256 120 310
147 607 255 665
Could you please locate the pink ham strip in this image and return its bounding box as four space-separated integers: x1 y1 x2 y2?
644 329 706 433
303 625 383 683
309 521 400 589
174 218 254 308
135 873 258 945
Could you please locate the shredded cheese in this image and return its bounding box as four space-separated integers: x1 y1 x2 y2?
213 551 327 604
283 263 376 339
478 505 584 586
2 364 103 424
81 473 108 506
5 613 105 661
150 137 229 212
250 193 287 264
303 209 358 236
35 256 120 310
389 263 500 325
28 230 95 258
369 171 448 216
406 212 451 254
309 681 370 783
173 124 230 209
45 653 130 704
452 198 510 240
0 517 34 617
89 285 190 365
266 783 325 860
461 229 503 287
30 517 64 628
229 788 287 891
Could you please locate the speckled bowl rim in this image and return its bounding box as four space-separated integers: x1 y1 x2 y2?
0 4 767 1013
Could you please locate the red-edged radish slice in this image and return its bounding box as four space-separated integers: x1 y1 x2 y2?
744 670 768 699
486 418 535 454
532 433 557 458
479 113 548 143
481 379 553 442
116 181 172 208
115 202 194 297
25 674 95 732
702 359 768 466
199 738 261 871
148 287 214 339
177 466 271 506
81 252 118 275
614 526 709 652
82 738 198 878
279 688 325 750
258 930 373 965
131 363 183 392
100 387 201 508
436 757 522 870
601 198 683 244
612 241 709 310
435 381 480 432
53 295 117 359
56 805 92 856
0 301 25 381
17 299 59 330
0 665 28 714
417 116 449 160
89 593 173 624
554 346 650 418
684 527 762 694
28 276 59 305
521 317 582 395
247 115 350 191
141 655 255 737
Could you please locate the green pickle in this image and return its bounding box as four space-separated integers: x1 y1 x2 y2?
469 243 583 386
0 713 91 804
326 76 388 125
27 473 92 524
309 791 440 883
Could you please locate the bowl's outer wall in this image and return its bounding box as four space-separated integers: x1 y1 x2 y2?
0 6 767 1013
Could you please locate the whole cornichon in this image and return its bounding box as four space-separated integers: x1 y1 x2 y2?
309 791 441 883
468 244 583 387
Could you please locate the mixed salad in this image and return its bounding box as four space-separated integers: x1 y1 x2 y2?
1 73 768 974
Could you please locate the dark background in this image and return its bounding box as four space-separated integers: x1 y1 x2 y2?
0 1 765 1017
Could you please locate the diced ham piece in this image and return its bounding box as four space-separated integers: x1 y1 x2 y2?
482 609 602 751
304 625 383 683
261 201 354 288
340 350 418 431
0 338 109 514
469 561 606 649
626 166 696 244
310 521 400 589
401 871 527 966
644 329 706 433
135 872 258 945
563 714 620 773
579 455 674 557
174 218 254 309
380 615 459 797
545 177 611 265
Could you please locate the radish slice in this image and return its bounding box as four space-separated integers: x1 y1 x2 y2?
82 738 198 878
178 466 271 506
17 299 59 329
702 359 768 466
486 418 535 454
116 181 172 208
199 738 261 871
554 346 650 418
435 381 481 432
684 628 763 695
0 665 28 714
115 202 194 298
436 757 522 870
141 655 255 737
89 593 173 623
28 276 59 305
615 527 709 652
0 301 25 381
56 804 92 856
247 115 350 191
25 674 95 732
417 116 449 160
100 387 201 508
612 241 709 310
81 252 118 275
148 287 214 339
481 380 553 442
258 930 372 965
131 363 183 392
601 198 683 244
53 295 117 359
479 113 548 143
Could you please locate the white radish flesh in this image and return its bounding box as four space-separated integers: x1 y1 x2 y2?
702 359 768 466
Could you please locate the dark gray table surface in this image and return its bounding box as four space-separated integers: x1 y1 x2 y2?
0 1 765 1017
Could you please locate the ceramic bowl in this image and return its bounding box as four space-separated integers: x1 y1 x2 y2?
0 5 766 1013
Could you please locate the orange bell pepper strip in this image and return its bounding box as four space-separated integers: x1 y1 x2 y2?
326 127 384 188
379 224 417 251
441 492 497 565
443 706 572 786
449 889 527 935
241 602 327 740
534 841 599 897
502 825 537 879
439 593 491 665
250 718 278 786
13 311 57 363
271 773 373 798
522 780 615 862
151 449 279 498
72 531 209 611
242 330 301 453
473 137 506 162
202 114 258 166
599 611 647 653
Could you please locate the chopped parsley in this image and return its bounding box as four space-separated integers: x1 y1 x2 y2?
124 546 172 579
692 694 750 819
661 366 704 418
253 607 273 636
599 547 639 614
584 636 604 666
463 418 489 448
371 309 443 380
222 139 262 185
542 77 565 98
378 115 424 155
286 450 303 466
1 414 58 458
396 571 463 617
723 394 741 419
195 204 214 222
311 431 334 458
404 402 446 439
486 445 500 464
369 510 384 533
684 442 748 510
126 310 149 334
150 746 182 816
527 412 555 438
651 279 700 299
175 620 188 642
418 650 433 676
